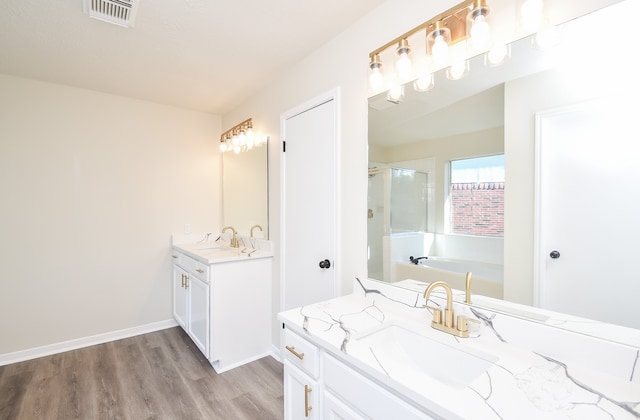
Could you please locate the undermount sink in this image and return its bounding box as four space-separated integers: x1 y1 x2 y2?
353 323 498 389
196 244 226 251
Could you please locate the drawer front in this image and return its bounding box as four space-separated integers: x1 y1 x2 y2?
323 354 434 420
175 252 209 283
283 329 319 379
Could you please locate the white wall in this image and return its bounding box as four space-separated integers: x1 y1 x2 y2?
0 74 221 355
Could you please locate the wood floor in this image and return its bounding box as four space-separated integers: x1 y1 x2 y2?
0 327 284 420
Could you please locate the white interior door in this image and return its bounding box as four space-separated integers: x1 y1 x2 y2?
282 94 337 310
535 95 639 329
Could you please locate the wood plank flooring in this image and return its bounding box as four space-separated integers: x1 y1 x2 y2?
0 327 284 420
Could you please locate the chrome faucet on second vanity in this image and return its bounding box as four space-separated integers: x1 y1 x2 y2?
424 281 474 338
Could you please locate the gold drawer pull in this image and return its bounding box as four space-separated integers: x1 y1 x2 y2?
171 255 178 259
196 269 205 273
285 345 304 360
304 385 312 417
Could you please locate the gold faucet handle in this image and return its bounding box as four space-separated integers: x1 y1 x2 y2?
456 316 480 333
426 306 443 324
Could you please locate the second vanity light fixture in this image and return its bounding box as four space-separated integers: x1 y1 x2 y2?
369 0 548 100
219 118 268 154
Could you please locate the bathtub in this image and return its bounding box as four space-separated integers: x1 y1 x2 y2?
395 257 504 299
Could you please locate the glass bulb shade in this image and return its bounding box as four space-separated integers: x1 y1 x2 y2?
520 0 544 32
239 131 247 146
247 138 255 149
232 134 239 146
470 15 491 51
387 83 404 102
396 51 412 81
533 25 561 49
413 73 434 92
429 31 450 67
246 127 254 140
485 44 510 66
220 142 228 152
233 145 241 154
369 66 384 92
447 60 468 80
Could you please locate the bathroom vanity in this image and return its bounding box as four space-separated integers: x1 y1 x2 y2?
279 278 640 419
172 239 273 373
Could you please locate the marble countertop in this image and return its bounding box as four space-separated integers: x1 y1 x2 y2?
278 278 640 419
173 239 273 264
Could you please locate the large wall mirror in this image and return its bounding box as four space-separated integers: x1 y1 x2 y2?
367 0 639 340
222 144 268 239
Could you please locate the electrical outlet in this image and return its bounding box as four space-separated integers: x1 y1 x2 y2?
184 224 191 234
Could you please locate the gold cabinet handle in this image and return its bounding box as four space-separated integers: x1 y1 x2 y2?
181 274 186 288
196 269 204 274
304 385 312 417
171 255 178 259
184 274 189 289
285 345 304 360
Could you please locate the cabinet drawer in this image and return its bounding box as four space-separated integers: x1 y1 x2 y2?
323 354 434 420
283 329 319 379
176 252 209 283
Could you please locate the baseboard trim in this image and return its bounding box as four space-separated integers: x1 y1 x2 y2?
271 344 282 362
0 319 178 366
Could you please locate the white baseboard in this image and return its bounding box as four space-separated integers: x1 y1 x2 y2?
0 319 178 366
271 344 282 362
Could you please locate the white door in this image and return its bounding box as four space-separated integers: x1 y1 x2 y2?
535 95 640 329
282 93 337 310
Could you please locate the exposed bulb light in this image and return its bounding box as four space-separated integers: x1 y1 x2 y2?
468 1 491 52
428 22 451 68
387 82 404 103
413 72 434 92
395 39 413 82
520 0 544 33
369 54 384 92
447 59 469 80
485 43 510 66
533 25 561 49
220 141 228 152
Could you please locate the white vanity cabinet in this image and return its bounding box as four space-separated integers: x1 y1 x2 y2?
282 327 435 420
172 253 210 357
172 247 272 373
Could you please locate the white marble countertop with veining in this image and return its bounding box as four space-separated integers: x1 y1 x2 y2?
278 278 640 420
172 235 273 264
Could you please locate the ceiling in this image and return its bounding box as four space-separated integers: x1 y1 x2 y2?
0 0 385 114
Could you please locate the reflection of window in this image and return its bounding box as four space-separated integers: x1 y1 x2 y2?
448 155 504 237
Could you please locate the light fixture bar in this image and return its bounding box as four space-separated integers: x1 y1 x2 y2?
220 118 253 143
368 0 476 60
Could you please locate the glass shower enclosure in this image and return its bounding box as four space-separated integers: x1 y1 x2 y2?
367 167 428 282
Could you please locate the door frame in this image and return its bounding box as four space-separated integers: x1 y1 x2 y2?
279 88 341 312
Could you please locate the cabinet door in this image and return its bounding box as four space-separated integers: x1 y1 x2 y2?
324 391 365 420
284 362 318 420
187 275 209 358
173 265 188 329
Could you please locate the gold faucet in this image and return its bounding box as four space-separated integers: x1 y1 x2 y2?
250 224 263 238
222 226 239 248
424 281 471 338
465 272 473 304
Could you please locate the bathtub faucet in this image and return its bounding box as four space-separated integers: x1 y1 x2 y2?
409 256 428 265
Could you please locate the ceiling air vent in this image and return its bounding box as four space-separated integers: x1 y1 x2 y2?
82 0 139 28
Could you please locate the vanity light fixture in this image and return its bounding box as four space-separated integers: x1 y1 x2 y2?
219 118 268 154
368 0 494 100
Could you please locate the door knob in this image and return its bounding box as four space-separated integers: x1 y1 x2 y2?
549 250 560 259
319 259 331 269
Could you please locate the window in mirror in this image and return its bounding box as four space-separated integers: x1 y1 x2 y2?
448 154 504 237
